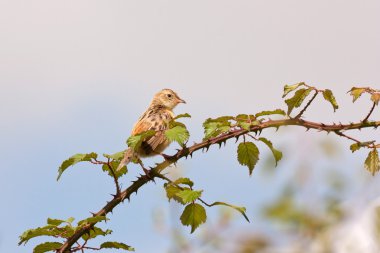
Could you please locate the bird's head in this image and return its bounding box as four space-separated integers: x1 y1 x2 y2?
152 89 186 109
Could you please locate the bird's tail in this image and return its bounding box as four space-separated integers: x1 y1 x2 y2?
116 148 135 171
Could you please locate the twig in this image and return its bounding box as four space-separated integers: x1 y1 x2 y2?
363 102 376 122
295 90 319 118
57 117 380 253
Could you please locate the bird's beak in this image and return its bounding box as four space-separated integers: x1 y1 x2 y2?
177 97 186 104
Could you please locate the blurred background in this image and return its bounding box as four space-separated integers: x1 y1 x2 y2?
1 1 380 252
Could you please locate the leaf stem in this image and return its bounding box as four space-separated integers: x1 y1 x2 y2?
295 90 319 118
363 102 376 122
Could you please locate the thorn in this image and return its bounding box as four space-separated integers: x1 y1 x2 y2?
218 142 222 148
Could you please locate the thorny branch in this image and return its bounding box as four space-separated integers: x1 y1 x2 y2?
57 117 380 252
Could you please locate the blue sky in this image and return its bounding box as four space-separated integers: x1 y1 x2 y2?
1 1 380 252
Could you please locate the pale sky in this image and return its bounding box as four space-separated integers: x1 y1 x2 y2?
1 1 380 252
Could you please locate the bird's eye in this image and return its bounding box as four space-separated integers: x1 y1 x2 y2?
167 94 172 98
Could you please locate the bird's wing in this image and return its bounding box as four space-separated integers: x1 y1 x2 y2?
131 111 171 153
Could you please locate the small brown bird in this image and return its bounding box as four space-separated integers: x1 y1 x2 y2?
116 89 186 171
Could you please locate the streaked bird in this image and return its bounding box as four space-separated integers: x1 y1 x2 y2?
116 89 186 172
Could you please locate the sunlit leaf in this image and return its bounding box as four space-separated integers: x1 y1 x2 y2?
349 87 366 102
173 177 194 187
364 149 380 176
19 227 60 245
285 88 313 115
208 201 250 222
176 189 203 203
102 160 127 178
33 242 62 253
77 216 108 226
165 185 186 204
174 113 191 119
203 121 231 139
57 152 98 180
255 109 286 118
180 203 207 233
103 151 125 161
165 126 190 145
82 227 112 241
282 82 305 98
350 143 361 153
259 137 283 166
127 130 156 151
47 218 64 226
323 89 339 112
237 142 260 175
100 241 135 251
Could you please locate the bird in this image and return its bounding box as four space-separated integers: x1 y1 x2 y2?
116 89 186 172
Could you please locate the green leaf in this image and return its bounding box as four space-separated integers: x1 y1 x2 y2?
165 185 186 204
100 241 135 251
174 113 191 119
127 130 156 151
371 92 380 105
235 114 256 121
82 227 112 241
208 202 250 222
285 88 313 115
323 89 339 112
258 137 283 166
78 216 108 226
57 152 98 180
176 189 203 203
350 143 361 153
33 242 62 253
165 125 190 145
255 109 286 118
237 142 260 175
349 87 366 102
103 151 125 161
364 149 380 176
102 160 127 178
19 227 60 245
180 203 207 233
203 120 231 139
47 218 64 226
66 217 75 224
282 82 305 98
173 177 194 187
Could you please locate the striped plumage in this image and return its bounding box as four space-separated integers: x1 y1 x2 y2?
116 89 185 171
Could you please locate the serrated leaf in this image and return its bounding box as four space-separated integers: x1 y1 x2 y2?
235 114 256 121
259 137 283 166
176 189 203 203
349 87 366 102
47 218 64 226
100 241 135 251
323 89 339 112
78 216 108 226
127 130 156 151
350 143 361 153
102 160 127 178
203 120 231 139
371 92 380 105
208 202 250 222
57 152 98 180
285 88 313 115
173 177 194 187
33 242 62 253
174 113 191 119
19 227 61 245
165 185 186 204
364 149 380 176
180 203 207 233
282 82 305 98
237 142 260 175
66 217 75 224
103 151 125 161
82 227 112 241
255 109 286 118
165 126 190 145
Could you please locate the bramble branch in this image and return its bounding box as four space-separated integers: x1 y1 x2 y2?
57 117 379 252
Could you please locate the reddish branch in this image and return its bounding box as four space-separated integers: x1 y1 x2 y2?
57 117 380 252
